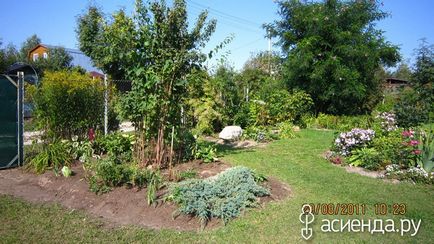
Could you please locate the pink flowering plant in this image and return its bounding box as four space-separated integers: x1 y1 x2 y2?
334 128 375 156
399 130 421 168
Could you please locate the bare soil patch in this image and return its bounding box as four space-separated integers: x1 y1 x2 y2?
0 161 291 231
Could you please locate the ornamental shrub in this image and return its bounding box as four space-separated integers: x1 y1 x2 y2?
394 88 429 128
334 128 375 156
167 166 269 227
315 113 372 131
375 112 398 132
33 70 105 139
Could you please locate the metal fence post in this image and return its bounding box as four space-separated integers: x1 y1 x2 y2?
104 74 108 135
17 72 24 166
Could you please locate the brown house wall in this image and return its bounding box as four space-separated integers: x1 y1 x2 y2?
28 46 48 61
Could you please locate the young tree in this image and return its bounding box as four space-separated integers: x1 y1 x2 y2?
33 47 73 73
266 0 400 115
77 0 217 167
0 40 19 72
413 39 434 85
393 62 412 81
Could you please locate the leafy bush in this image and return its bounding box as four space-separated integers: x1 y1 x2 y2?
68 136 94 162
371 130 403 165
277 121 296 139
193 141 218 163
384 164 433 184
33 70 107 139
266 89 313 125
394 88 429 128
85 159 162 204
242 126 279 142
349 148 383 170
26 140 72 174
93 133 134 163
314 113 372 131
167 166 269 227
374 112 398 132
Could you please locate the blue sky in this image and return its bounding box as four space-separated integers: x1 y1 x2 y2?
0 0 433 71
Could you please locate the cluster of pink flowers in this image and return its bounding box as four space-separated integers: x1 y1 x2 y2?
401 130 421 155
334 128 375 155
402 130 415 138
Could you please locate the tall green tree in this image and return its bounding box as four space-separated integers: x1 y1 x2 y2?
393 62 412 81
413 39 434 85
266 0 400 115
0 40 19 72
77 6 135 79
77 0 217 167
19 34 41 61
33 47 73 73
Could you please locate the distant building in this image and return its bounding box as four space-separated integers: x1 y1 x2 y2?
383 77 410 93
27 44 103 77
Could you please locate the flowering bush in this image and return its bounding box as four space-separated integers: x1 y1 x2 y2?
384 164 433 184
399 130 421 167
375 112 398 132
334 128 375 156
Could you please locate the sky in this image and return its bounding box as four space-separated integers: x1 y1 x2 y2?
0 0 433 71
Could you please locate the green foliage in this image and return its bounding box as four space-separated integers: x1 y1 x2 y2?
277 121 296 139
61 166 73 177
266 90 314 125
33 70 105 139
85 159 162 204
0 41 19 73
26 141 71 174
193 141 218 163
19 34 41 61
413 39 434 86
179 170 197 180
313 113 372 131
242 126 279 142
93 133 134 163
348 148 382 170
242 51 283 79
375 93 398 113
32 47 73 74
78 0 218 167
394 88 429 128
68 137 94 163
167 166 269 227
371 130 403 165
417 129 434 172
393 62 413 81
244 90 313 127
267 0 400 115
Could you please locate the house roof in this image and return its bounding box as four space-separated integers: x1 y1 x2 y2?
385 77 409 84
29 44 103 74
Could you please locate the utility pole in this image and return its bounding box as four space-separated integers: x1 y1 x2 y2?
104 74 108 135
267 29 272 76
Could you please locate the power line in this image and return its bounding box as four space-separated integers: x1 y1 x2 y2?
231 37 264 52
186 0 263 30
188 6 263 34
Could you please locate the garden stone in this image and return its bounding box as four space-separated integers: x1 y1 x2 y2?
219 126 243 141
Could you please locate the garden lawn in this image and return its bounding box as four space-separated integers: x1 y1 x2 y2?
1 129 433 243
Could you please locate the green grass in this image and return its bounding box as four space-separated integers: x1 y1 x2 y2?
1 129 433 243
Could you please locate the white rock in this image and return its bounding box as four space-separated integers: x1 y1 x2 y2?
219 126 243 141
